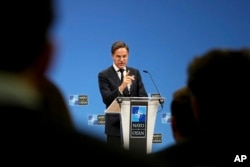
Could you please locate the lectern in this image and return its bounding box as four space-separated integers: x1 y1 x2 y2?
105 96 164 154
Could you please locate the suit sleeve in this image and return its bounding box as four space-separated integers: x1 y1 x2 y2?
98 72 121 108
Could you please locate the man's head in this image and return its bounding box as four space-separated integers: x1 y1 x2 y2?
1 0 55 73
187 48 250 135
111 41 129 69
170 86 197 142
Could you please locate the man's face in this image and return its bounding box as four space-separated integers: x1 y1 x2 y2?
112 47 128 69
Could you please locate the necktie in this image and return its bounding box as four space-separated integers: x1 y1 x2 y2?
119 69 124 83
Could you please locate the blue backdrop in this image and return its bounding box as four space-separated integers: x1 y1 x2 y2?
48 0 250 153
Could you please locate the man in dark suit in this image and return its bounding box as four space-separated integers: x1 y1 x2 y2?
98 41 148 147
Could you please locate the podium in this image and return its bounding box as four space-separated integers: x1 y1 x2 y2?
105 96 164 154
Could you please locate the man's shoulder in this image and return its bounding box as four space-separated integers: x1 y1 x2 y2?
99 65 114 73
151 137 241 166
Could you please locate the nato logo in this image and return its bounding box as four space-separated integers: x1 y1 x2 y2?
88 115 105 125
88 115 98 125
131 106 146 122
162 112 171 124
69 95 88 106
131 105 146 137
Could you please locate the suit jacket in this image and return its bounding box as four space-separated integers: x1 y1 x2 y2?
98 65 148 136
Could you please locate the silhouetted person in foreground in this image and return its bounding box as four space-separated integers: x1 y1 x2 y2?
149 48 250 166
0 1 165 166
170 86 198 143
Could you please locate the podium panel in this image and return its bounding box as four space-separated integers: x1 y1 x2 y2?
105 97 164 154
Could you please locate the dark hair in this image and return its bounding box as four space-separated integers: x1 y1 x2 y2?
171 86 197 138
111 41 129 54
1 0 55 72
187 48 250 133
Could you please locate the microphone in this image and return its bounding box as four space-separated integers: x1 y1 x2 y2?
126 69 131 96
128 84 131 96
143 70 164 110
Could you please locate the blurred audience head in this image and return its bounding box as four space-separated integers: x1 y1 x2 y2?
1 0 55 73
187 48 250 136
170 86 197 142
